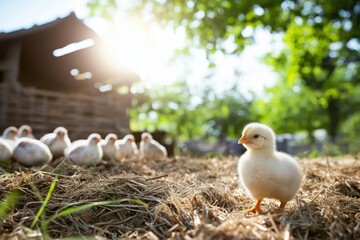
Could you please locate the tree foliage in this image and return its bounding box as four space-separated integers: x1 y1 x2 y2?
129 81 207 140
255 79 326 143
263 7 360 141
129 82 255 140
87 0 360 145
136 0 360 143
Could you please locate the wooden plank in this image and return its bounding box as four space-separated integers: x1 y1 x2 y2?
0 83 129 140
0 82 8 126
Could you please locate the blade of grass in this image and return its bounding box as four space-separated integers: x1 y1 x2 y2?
0 189 21 221
30 177 57 229
61 237 101 240
45 198 148 225
28 181 43 201
0 160 11 175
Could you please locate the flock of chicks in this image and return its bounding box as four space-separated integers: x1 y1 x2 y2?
0 125 167 167
0 123 303 214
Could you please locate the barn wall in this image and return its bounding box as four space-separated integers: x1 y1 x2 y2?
0 82 131 141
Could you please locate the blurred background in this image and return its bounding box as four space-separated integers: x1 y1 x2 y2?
0 0 359 157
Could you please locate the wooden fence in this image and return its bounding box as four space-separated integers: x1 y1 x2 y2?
0 82 131 140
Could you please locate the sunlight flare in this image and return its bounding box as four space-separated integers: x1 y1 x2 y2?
87 12 185 86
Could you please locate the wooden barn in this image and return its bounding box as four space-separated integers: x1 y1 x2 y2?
0 13 140 140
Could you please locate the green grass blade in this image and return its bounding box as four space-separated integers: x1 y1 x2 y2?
28 181 43 201
0 189 21 221
30 177 57 229
0 160 11 174
46 198 147 224
61 237 100 240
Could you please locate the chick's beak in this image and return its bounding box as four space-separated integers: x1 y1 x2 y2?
238 135 251 144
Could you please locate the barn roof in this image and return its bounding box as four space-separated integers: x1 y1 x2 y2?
0 12 140 93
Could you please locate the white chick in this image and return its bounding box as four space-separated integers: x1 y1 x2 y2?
140 132 167 159
12 138 52 167
65 133 103 166
18 125 35 139
101 133 118 160
2 126 18 140
237 123 302 214
115 134 138 159
0 139 12 161
1 126 18 149
40 127 71 159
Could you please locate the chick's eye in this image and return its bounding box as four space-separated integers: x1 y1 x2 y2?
253 134 260 139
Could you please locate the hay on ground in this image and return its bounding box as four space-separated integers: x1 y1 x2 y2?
0 155 359 239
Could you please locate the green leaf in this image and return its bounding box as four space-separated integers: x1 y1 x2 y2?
45 198 147 225
31 177 57 229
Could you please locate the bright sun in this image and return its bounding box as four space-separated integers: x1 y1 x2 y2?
88 12 185 87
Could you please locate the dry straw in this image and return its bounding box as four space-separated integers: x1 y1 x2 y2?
0 155 359 239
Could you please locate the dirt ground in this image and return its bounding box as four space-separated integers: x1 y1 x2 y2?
0 155 359 239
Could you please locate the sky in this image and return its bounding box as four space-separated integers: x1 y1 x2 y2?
0 0 281 97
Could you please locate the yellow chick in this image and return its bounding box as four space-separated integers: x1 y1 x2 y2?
237 123 302 214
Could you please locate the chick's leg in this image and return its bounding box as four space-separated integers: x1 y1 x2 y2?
245 199 263 214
